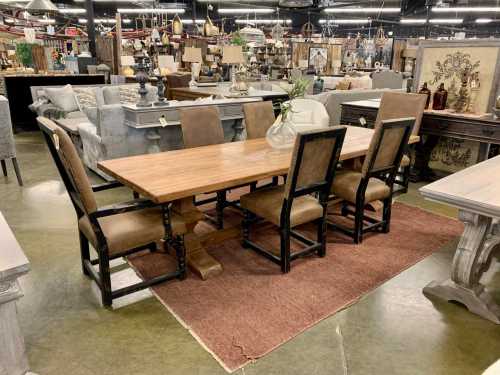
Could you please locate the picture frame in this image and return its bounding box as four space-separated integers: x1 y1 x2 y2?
414 39 500 113
308 46 328 71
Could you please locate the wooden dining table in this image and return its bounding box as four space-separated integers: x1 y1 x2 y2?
98 126 419 280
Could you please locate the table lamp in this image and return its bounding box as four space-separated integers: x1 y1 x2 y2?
182 47 203 84
120 55 135 77
222 45 246 93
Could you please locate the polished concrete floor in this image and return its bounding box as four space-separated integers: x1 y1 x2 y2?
1 132 499 375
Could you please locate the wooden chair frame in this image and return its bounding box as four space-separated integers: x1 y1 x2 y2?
329 118 414 244
39 120 186 307
242 127 347 273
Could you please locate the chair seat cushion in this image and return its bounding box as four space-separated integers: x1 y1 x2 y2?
79 207 187 255
400 154 410 167
331 171 391 204
240 185 323 228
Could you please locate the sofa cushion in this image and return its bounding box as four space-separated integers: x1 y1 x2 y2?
74 86 104 110
45 84 79 112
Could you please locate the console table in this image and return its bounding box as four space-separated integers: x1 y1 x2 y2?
0 211 36 374
341 99 500 180
420 156 500 324
122 98 261 153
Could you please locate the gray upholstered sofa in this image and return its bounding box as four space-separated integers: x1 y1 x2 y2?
306 88 403 126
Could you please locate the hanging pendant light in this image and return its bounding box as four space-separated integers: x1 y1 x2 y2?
279 0 313 7
172 14 183 35
25 0 58 14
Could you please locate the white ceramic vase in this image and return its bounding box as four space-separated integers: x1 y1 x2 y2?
265 114 297 149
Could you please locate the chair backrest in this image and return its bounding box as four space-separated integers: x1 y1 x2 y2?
361 117 415 179
166 73 191 89
375 92 426 135
37 116 97 216
179 106 225 148
284 127 347 201
372 70 404 89
243 101 275 139
0 96 15 159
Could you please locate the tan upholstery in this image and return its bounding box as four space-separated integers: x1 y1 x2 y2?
284 134 338 199
180 106 224 148
240 185 323 228
243 101 275 139
166 73 191 88
375 92 426 135
331 170 390 204
38 117 98 214
78 208 187 255
361 123 408 177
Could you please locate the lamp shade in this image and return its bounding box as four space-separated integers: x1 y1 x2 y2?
222 45 244 65
25 0 58 13
182 47 202 63
120 55 135 66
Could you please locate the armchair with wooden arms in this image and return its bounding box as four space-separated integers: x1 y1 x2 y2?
37 116 188 307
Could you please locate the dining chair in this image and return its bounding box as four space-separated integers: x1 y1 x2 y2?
179 106 231 229
329 117 415 244
0 96 22 186
37 116 187 307
243 101 280 190
240 127 347 273
373 92 427 193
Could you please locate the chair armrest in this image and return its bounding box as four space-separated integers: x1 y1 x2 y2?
92 181 123 192
91 198 158 219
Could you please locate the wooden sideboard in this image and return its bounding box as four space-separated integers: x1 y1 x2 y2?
341 99 500 180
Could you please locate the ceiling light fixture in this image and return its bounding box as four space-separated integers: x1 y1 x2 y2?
75 0 154 2
181 19 205 24
324 7 400 14
319 19 370 24
58 8 86 14
38 17 55 23
117 8 185 14
432 7 500 13
235 19 291 24
218 8 274 14
428 18 463 24
476 18 493 24
400 18 427 24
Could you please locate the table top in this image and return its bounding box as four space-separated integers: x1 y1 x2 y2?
420 155 500 218
343 98 498 122
99 126 419 204
0 212 30 281
175 82 288 99
122 97 261 112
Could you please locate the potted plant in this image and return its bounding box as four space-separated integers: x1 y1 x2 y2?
266 78 311 149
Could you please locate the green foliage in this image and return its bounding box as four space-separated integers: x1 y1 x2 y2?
230 31 246 46
16 43 33 67
280 78 311 122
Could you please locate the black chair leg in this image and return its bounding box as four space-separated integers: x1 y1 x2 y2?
216 191 226 229
98 248 113 307
1 159 6 176
79 230 90 276
354 200 364 244
317 217 326 257
279 225 291 273
174 235 187 280
241 209 250 247
11 158 23 186
272 176 279 186
382 198 392 233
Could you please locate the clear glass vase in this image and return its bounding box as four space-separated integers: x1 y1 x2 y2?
265 115 297 149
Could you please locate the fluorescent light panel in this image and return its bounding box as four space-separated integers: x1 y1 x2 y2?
181 19 205 24
117 8 185 14
319 19 370 24
429 18 463 24
432 7 500 13
38 18 55 23
476 18 493 23
235 19 291 24
400 18 427 24
324 7 400 14
218 8 274 14
78 18 130 23
58 8 86 14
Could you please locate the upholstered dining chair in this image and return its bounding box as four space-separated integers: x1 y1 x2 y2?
240 127 347 273
166 73 192 100
179 106 232 229
329 117 415 244
374 92 427 193
37 116 187 307
0 96 22 186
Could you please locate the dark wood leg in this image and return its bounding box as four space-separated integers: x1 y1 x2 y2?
1 159 6 176
242 209 250 247
317 217 326 257
272 176 279 186
382 198 392 233
216 191 226 230
98 246 113 307
354 200 364 244
11 158 22 186
280 225 291 273
174 235 187 280
79 230 90 277
411 135 440 182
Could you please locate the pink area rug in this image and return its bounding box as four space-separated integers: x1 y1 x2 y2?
129 203 463 372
